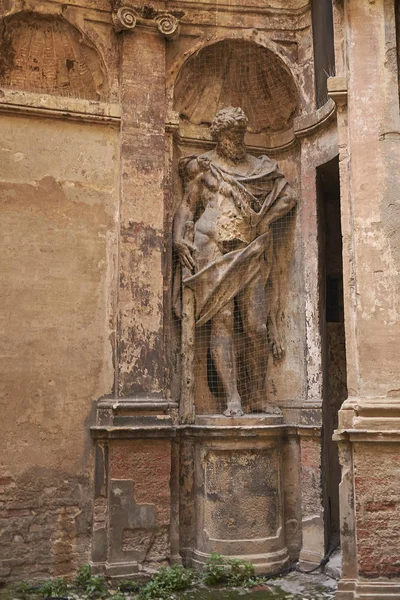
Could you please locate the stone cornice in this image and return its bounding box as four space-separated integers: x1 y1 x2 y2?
91 422 321 439
167 0 310 18
334 396 400 440
0 89 121 123
334 430 400 443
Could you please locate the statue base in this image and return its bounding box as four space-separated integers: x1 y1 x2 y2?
180 413 290 575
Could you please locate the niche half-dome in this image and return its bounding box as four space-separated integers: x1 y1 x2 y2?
174 40 298 134
0 13 106 100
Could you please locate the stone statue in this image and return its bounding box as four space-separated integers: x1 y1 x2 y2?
174 107 296 417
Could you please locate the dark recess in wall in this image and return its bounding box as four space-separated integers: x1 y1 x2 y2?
311 0 335 108
317 155 347 552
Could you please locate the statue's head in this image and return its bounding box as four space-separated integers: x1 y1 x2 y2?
210 107 248 141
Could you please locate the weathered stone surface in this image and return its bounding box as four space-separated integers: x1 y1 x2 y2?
0 109 119 578
0 471 93 579
354 443 400 579
4 0 399 591
333 0 400 596
182 423 289 574
117 32 166 398
174 106 296 419
299 435 324 565
105 439 172 569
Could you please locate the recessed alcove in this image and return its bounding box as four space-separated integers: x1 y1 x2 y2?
174 39 298 135
0 13 107 100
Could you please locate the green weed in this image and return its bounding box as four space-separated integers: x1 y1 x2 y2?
202 553 255 587
11 582 33 599
38 578 69 599
139 565 196 599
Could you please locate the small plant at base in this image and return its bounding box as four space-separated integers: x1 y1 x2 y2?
202 553 229 586
12 582 33 599
75 565 92 590
202 553 255 587
227 558 255 586
73 566 107 599
81 575 107 599
139 565 195 599
38 578 69 598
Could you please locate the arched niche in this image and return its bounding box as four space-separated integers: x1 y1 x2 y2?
173 39 299 136
0 12 108 100
169 38 303 416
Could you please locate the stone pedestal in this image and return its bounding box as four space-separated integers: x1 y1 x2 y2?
180 415 290 574
334 399 400 599
90 399 178 577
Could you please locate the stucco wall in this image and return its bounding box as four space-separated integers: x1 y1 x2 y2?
0 113 119 579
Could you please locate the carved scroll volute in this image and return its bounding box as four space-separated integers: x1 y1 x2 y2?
112 7 137 32
155 13 179 39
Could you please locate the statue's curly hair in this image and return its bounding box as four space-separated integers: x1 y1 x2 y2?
210 107 248 140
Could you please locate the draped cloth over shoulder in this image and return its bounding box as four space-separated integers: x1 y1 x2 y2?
174 153 289 327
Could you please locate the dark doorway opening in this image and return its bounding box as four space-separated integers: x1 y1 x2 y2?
317 156 347 551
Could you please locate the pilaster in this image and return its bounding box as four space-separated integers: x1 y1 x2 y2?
332 0 400 596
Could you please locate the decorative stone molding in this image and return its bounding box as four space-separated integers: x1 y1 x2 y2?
112 7 137 32
112 4 184 38
334 396 400 440
294 97 336 138
154 13 179 39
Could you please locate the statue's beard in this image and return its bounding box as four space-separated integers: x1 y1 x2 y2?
216 137 247 162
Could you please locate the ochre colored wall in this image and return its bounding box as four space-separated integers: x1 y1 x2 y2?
0 113 119 579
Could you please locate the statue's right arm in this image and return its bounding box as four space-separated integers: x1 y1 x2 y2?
173 159 203 271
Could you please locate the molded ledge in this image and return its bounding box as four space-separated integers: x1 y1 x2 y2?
336 578 400 599
334 396 400 438
293 97 336 138
0 89 121 123
171 98 336 154
327 76 348 106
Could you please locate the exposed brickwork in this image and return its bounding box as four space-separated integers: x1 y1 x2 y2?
0 472 92 581
110 440 171 524
354 443 400 579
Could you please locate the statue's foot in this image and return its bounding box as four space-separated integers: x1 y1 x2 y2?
223 402 244 417
263 403 282 415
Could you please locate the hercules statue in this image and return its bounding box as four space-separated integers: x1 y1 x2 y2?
174 107 296 417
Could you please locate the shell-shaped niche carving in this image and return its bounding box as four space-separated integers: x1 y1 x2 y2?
174 40 298 134
0 13 107 100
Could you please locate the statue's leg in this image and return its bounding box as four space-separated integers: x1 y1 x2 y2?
266 251 284 360
238 275 281 414
210 302 243 417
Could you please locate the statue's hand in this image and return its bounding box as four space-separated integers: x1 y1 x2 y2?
175 239 195 272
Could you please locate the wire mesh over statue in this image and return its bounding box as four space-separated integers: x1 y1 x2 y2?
173 107 296 419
